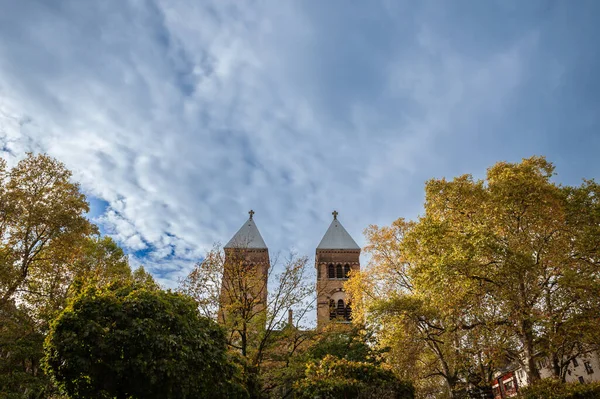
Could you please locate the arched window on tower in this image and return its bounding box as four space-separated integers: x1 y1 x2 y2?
336 264 343 279
337 299 345 317
345 302 352 321
329 300 336 320
344 264 351 278
328 264 335 279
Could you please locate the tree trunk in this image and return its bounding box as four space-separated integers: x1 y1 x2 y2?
0 257 30 307
444 375 458 399
521 318 541 383
551 354 562 381
241 323 247 357
518 279 540 384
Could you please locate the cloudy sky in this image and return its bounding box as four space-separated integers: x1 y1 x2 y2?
1 0 599 287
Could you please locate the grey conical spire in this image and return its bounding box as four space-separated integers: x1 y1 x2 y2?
317 211 360 250
224 210 268 249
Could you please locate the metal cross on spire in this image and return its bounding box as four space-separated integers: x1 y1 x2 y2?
249 209 255 220
332 210 338 220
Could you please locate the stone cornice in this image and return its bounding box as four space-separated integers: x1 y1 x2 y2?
315 249 361 254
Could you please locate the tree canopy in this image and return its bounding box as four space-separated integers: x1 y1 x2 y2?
0 153 95 308
347 156 600 397
44 283 247 399
0 154 144 397
294 355 414 399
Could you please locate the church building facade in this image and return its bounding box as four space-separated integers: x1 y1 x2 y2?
220 210 360 330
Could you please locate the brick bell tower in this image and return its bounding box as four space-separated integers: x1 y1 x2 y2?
316 211 361 329
219 210 270 326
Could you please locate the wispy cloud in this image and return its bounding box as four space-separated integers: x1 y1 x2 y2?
1 0 599 287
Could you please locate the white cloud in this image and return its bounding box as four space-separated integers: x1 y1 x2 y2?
0 0 535 288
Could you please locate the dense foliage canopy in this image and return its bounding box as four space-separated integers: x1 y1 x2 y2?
294 355 414 399
44 283 247 399
518 379 600 399
346 156 600 398
0 154 142 397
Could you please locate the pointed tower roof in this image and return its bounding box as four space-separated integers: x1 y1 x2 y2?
225 210 268 249
317 211 360 250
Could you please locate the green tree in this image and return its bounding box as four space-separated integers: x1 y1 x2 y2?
518 379 600 399
0 302 48 398
0 154 133 397
258 325 384 399
23 235 132 325
0 153 158 397
0 235 135 398
305 325 384 365
44 283 247 399
132 265 160 289
294 355 414 399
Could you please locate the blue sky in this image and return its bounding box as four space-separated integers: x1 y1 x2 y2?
1 0 599 287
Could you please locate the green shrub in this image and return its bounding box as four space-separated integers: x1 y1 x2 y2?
294 355 414 399
518 378 600 399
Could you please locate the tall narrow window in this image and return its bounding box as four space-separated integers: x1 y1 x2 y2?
337 299 345 316
336 264 343 279
345 302 352 321
328 264 335 278
344 264 351 278
329 300 336 320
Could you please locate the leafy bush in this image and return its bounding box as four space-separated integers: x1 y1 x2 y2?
518 378 600 399
44 284 248 399
294 355 414 399
305 326 386 365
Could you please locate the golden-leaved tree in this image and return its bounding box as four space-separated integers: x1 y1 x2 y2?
345 219 500 398
0 154 94 307
347 157 600 397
